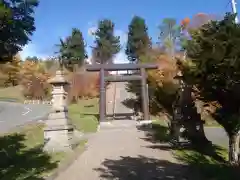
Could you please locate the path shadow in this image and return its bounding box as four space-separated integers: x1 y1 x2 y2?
139 124 226 162
138 124 240 180
94 155 196 180
121 98 140 112
138 123 172 144
81 112 99 120
0 133 58 180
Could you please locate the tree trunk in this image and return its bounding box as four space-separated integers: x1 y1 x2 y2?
171 105 181 142
185 120 209 144
178 81 209 144
229 133 240 164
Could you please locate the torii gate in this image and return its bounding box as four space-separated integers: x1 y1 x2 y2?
86 63 158 123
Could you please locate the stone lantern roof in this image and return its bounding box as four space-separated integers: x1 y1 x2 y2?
48 70 69 85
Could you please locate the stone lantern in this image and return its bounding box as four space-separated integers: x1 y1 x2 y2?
44 70 74 152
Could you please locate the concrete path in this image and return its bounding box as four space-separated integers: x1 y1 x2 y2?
54 81 227 179
0 102 50 133
114 82 134 115
54 82 192 180
106 82 135 120
54 123 191 180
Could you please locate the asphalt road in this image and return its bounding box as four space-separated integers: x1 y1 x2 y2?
204 127 229 148
0 101 50 133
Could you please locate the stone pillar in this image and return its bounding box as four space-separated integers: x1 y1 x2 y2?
44 70 74 152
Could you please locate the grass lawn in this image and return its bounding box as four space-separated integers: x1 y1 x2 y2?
0 85 24 102
0 98 99 180
149 119 240 180
69 98 99 133
173 147 240 180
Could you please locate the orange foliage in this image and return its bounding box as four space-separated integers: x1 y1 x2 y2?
68 72 100 102
20 60 51 99
181 17 190 28
181 13 218 31
0 54 21 87
147 54 179 88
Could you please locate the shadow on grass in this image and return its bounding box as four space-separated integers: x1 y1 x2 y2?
94 155 196 180
174 150 240 180
80 112 99 120
0 133 58 180
138 123 171 143
138 123 240 180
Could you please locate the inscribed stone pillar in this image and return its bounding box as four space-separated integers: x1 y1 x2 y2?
44 70 74 152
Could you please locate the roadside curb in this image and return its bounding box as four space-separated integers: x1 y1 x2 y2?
44 141 89 180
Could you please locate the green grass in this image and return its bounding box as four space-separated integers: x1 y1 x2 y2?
0 98 99 180
148 119 240 180
0 85 24 102
174 147 240 180
151 115 169 127
69 98 99 133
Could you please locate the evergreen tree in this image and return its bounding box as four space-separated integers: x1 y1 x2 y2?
158 18 181 57
181 13 240 164
0 0 39 62
58 28 87 71
92 19 121 64
126 16 151 63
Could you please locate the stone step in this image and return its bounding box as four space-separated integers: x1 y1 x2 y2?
98 120 137 130
98 120 154 131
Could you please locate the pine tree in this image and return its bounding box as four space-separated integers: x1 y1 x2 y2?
181 13 240 164
92 19 121 64
126 16 151 63
158 18 181 57
58 28 87 72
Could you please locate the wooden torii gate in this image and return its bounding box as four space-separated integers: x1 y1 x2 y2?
86 63 158 123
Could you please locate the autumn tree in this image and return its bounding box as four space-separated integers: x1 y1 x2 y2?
57 28 87 72
20 60 50 99
92 19 121 64
125 16 151 63
0 0 38 62
0 54 21 86
181 13 240 164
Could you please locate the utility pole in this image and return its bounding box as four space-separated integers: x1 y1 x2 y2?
231 0 239 23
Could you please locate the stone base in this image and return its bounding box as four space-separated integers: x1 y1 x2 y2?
43 127 83 153
99 121 112 127
97 121 113 131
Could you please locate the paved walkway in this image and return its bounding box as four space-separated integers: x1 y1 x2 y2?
54 122 192 180
54 82 194 179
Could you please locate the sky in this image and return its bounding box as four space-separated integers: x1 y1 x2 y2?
19 0 238 64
